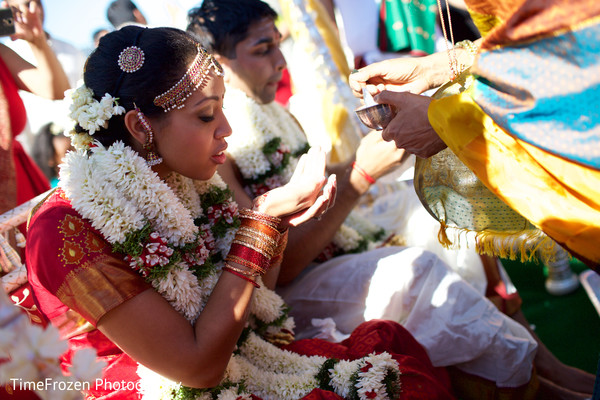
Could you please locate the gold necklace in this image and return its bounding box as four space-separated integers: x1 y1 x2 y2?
436 0 460 80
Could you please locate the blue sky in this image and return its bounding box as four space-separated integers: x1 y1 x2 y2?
44 0 201 53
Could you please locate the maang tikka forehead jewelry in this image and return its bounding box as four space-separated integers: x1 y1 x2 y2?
153 45 224 112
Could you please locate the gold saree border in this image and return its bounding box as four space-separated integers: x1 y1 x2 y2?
56 253 151 326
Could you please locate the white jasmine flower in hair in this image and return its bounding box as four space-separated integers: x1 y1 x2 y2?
100 92 126 116
66 84 125 136
66 85 94 111
70 133 94 151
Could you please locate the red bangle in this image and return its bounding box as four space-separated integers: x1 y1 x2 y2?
222 266 260 288
351 161 376 184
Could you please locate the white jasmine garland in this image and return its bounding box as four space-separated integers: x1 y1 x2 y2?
224 88 387 259
60 141 401 400
224 87 309 185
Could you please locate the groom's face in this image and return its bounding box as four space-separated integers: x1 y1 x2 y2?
219 17 286 104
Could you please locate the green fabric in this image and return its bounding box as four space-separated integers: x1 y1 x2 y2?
378 0 437 54
502 258 600 374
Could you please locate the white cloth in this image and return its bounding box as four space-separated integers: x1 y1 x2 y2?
277 246 537 387
356 158 489 293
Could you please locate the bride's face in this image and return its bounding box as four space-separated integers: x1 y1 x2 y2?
150 73 232 181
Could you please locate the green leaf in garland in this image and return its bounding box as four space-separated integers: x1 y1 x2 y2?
263 137 282 155
250 304 291 336
113 221 153 257
173 377 248 400
384 369 401 399
212 216 240 239
199 185 235 208
316 358 339 391
348 369 361 400
293 142 311 157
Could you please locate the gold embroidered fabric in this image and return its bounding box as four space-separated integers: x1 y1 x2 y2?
414 70 555 261
56 253 150 326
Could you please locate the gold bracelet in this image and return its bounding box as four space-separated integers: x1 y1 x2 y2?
236 226 279 248
223 262 260 277
232 238 275 259
226 254 267 274
455 40 478 56
239 208 281 229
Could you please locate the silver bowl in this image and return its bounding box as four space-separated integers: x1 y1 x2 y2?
355 103 396 130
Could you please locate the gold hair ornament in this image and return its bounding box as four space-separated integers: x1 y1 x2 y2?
153 46 224 112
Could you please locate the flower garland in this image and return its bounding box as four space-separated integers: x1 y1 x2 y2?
224 87 387 260
59 140 401 400
224 87 310 196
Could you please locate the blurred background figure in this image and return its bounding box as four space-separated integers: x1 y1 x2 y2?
3 0 85 154
320 0 480 69
0 0 69 250
30 121 72 188
106 0 147 29
92 27 109 48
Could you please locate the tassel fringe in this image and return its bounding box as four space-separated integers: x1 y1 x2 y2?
437 220 560 264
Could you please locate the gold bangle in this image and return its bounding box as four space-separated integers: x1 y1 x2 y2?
455 40 478 56
232 239 275 259
223 262 260 277
226 254 267 274
239 208 281 228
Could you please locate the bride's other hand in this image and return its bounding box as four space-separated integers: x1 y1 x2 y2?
252 147 337 228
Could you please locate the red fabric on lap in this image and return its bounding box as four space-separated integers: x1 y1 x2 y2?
285 320 456 399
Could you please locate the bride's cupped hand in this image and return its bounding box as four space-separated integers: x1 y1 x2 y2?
252 146 337 228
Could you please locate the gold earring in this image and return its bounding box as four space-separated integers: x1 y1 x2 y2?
135 105 162 166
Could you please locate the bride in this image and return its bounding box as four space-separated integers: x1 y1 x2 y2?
23 25 454 399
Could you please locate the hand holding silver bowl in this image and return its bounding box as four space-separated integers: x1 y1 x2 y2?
355 88 397 130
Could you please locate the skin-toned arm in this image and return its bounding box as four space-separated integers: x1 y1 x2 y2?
98 277 255 388
97 148 334 388
348 39 482 97
221 132 405 286
219 148 338 289
0 1 69 99
276 133 405 285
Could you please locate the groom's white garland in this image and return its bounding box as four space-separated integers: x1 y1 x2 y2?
224 88 387 260
59 138 401 400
